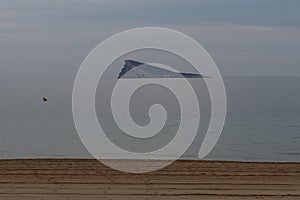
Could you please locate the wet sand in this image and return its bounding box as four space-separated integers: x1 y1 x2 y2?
0 159 299 199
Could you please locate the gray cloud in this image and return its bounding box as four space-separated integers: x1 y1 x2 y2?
0 0 300 78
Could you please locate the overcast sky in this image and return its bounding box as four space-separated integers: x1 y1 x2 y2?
1 0 300 78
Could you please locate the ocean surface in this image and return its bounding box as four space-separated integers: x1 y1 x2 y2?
0 77 299 162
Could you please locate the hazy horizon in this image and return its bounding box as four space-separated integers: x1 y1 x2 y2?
0 1 300 162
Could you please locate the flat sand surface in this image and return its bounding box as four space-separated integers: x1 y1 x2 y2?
0 159 299 200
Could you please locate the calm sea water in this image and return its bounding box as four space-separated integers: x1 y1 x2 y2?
0 77 299 162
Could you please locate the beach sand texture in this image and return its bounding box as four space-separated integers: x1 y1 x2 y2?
0 159 299 200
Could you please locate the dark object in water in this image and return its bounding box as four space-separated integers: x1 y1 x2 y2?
118 60 206 79
42 97 48 102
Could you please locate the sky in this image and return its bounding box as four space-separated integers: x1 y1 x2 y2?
0 0 300 78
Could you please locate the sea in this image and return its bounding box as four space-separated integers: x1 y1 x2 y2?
0 77 299 162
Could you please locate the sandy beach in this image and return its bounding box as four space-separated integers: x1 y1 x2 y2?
0 159 299 200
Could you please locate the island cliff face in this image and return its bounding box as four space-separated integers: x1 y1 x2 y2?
118 60 204 79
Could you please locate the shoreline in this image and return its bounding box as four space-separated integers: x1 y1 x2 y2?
1 157 300 163
0 159 299 199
